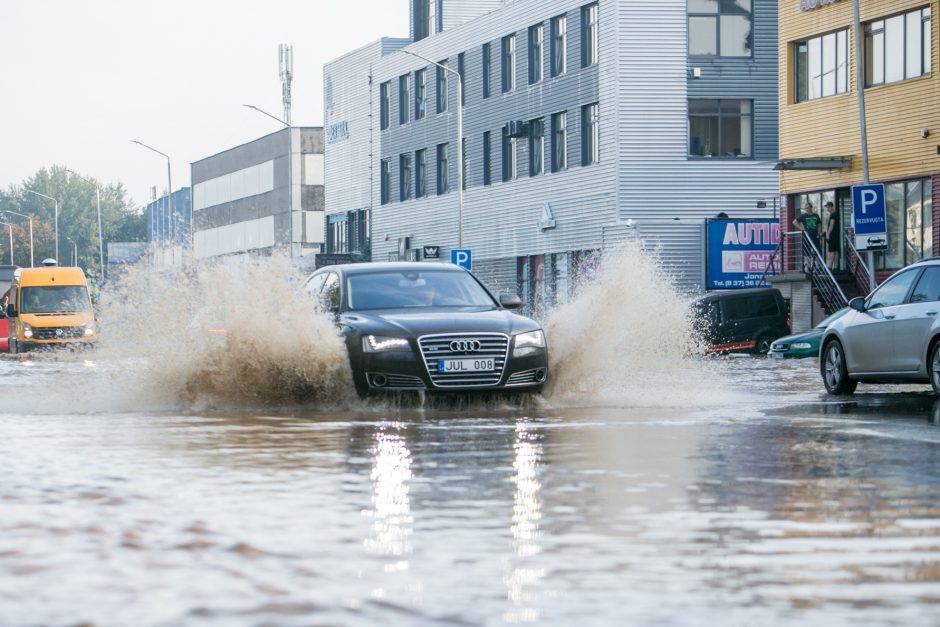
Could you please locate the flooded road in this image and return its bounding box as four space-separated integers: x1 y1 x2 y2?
2 355 940 626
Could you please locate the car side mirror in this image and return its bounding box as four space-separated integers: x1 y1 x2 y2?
848 297 866 313
5 303 15 318
500 294 523 309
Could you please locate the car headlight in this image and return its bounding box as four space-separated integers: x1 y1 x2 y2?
22 322 33 339
515 330 546 349
791 342 812 349
84 322 96 337
362 335 411 353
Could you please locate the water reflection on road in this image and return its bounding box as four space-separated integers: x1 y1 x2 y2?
1 355 940 625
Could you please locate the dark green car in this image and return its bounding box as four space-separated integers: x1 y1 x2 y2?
767 308 850 359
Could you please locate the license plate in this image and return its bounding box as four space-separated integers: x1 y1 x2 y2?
768 352 784 359
438 358 495 373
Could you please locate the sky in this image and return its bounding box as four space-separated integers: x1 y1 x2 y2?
0 0 407 206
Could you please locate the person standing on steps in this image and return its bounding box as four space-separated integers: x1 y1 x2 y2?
824 200 840 270
793 202 823 269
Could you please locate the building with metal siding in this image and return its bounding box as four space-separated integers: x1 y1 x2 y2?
325 0 779 297
190 127 325 265
777 0 938 283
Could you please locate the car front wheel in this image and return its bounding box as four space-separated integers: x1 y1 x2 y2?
929 343 940 396
821 339 857 395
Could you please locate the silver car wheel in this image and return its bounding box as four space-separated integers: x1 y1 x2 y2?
931 344 940 395
824 343 843 389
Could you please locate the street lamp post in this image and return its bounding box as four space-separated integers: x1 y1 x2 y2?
401 49 464 249
130 140 174 246
26 189 59 263
66 237 78 267
66 170 105 277
242 104 296 261
2 210 34 267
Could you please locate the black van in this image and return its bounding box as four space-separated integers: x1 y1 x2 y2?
691 288 790 354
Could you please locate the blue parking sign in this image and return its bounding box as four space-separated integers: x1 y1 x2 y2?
451 249 472 270
851 184 888 251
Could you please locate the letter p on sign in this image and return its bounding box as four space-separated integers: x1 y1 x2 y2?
861 189 878 214
451 249 472 270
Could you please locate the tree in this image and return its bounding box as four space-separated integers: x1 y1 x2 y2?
0 165 146 278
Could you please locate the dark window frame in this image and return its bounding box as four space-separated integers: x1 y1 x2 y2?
529 23 544 84
502 34 516 93
551 14 567 77
415 68 427 120
483 131 492 186
380 157 391 205
581 3 599 68
415 148 427 198
436 59 448 114
688 0 754 59
482 42 491 98
379 81 390 130
687 99 754 159
399 153 412 202
794 28 850 102
580 103 599 166
529 118 544 177
865 7 932 87
399 74 410 124
436 142 449 195
551 111 567 172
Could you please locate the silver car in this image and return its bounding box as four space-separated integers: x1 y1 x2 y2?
820 257 940 395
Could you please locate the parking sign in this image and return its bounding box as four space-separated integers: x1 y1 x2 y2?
451 249 472 270
851 184 888 251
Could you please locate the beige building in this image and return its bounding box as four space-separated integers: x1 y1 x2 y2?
778 0 938 285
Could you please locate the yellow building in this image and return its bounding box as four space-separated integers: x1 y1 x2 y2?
778 0 938 281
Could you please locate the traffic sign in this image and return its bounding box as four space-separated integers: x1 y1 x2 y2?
451 249 472 270
851 183 888 251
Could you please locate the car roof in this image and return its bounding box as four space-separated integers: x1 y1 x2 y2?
316 262 466 276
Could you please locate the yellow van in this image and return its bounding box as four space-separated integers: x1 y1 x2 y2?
5 264 97 353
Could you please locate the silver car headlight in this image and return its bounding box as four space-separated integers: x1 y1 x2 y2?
362 335 411 353
513 329 545 349
22 322 33 339
791 342 812 349
84 321 96 337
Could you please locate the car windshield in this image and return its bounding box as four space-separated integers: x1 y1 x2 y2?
346 270 497 310
815 307 850 329
21 286 90 314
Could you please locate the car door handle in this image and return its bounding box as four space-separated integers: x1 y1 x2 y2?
927 311 938 316
884 314 896 319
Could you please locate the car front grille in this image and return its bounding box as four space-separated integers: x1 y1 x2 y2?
772 343 790 351
507 369 540 386
418 333 509 388
32 326 85 340
372 373 425 389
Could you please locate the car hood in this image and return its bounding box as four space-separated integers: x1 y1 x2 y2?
20 312 94 327
773 328 822 345
340 307 541 338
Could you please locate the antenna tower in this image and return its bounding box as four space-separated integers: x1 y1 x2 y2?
279 44 293 126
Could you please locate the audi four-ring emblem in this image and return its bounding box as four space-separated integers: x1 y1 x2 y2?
450 339 482 352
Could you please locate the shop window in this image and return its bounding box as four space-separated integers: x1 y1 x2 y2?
877 178 933 269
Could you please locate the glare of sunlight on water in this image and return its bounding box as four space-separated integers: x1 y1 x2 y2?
504 421 546 624
94 254 355 410
364 422 414 562
543 241 736 408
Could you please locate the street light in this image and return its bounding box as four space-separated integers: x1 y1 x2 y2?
66 170 104 277
1 210 34 267
130 140 174 245
26 189 59 263
401 49 464 249
66 236 78 267
242 104 296 261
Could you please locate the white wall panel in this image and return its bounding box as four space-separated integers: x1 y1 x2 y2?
193 160 275 211
193 216 275 259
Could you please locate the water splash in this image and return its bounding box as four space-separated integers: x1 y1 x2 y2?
97 255 354 409
542 242 735 408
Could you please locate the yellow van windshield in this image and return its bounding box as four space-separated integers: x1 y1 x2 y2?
21 286 90 314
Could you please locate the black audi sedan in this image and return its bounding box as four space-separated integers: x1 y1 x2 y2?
303 262 548 396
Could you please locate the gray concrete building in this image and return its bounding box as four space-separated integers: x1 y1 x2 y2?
191 127 325 265
324 0 779 300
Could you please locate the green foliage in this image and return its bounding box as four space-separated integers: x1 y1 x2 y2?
0 165 146 278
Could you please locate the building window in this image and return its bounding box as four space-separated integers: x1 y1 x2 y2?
415 68 427 120
380 81 391 130
529 118 544 176
688 99 753 158
416 149 427 197
551 111 567 172
380 158 391 204
400 153 412 201
581 3 599 67
457 52 466 105
581 103 599 166
437 143 449 194
551 14 567 77
529 24 544 84
795 29 849 102
502 127 517 181
483 131 492 186
878 178 934 269
688 0 752 58
436 59 448 113
502 34 516 93
482 42 491 98
399 74 410 124
866 7 931 87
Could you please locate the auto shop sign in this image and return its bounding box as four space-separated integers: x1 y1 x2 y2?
705 218 781 289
